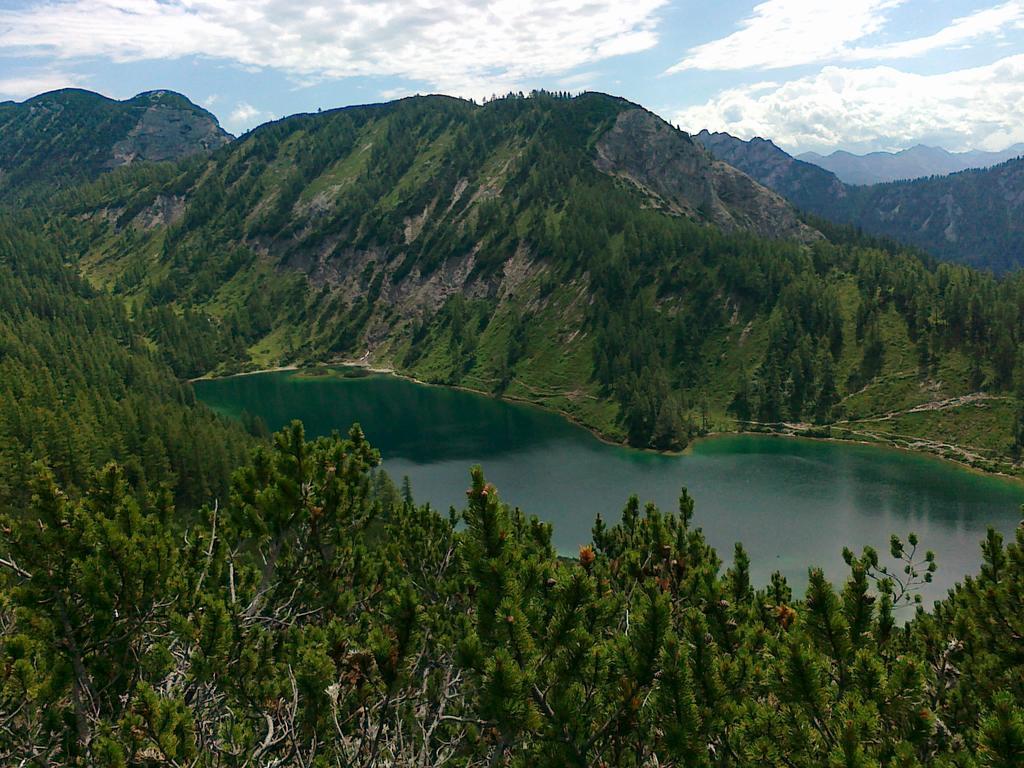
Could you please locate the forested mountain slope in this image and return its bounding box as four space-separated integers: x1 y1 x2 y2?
842 159 1024 274
44 91 1024 470
0 88 230 200
696 130 1024 273
0 216 251 511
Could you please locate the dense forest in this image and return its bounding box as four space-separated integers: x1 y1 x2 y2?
0 216 252 511
0 89 1022 765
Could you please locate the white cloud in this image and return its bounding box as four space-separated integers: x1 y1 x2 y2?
227 102 271 132
673 54 1024 153
847 1 1024 61
0 0 667 98
666 0 1023 73
377 86 421 101
202 94 219 108
557 70 600 88
0 70 83 100
229 103 259 123
666 0 904 73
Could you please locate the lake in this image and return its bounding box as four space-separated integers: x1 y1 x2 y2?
195 368 1024 604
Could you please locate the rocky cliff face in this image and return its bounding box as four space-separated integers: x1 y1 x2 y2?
108 91 231 167
596 111 819 243
693 129 846 218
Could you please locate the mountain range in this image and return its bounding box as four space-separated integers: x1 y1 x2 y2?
799 143 1024 185
695 129 1024 273
4 87 1021 273
693 130 848 220
0 87 1012 472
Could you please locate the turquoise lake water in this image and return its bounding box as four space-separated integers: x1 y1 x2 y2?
195 369 1024 603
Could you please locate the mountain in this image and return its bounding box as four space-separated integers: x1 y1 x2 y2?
595 115 815 242
39 90 1021 470
697 130 1024 272
840 157 1024 273
799 143 1024 185
693 129 846 217
0 88 231 199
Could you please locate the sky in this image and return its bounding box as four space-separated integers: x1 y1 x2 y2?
1 0 1023 154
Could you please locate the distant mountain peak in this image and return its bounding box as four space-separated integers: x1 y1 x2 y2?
797 142 1024 184
693 128 846 216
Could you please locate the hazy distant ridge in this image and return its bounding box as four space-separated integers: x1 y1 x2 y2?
798 143 1024 185
696 128 1024 273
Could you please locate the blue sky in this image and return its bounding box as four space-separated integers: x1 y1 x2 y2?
1 0 1023 154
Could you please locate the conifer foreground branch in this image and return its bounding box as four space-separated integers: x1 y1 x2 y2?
0 422 1021 766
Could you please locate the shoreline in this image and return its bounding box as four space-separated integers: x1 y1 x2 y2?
189 364 299 383
329 359 669 454
193 361 1023 483
687 429 1024 484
